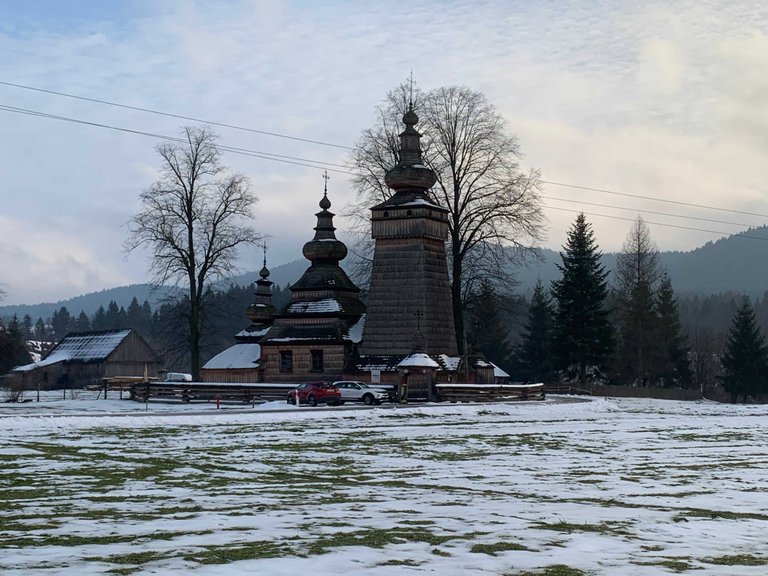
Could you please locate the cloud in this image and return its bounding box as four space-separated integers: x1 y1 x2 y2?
0 0 767 303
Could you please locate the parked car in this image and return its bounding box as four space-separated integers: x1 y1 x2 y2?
333 380 390 405
287 382 341 407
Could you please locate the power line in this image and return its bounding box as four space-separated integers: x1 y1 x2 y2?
3 83 767 226
544 205 768 241
541 180 768 219
542 195 758 229
0 79 353 150
0 104 352 174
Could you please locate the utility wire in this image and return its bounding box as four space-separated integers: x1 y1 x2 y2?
0 79 353 150
541 179 768 219
4 79 768 221
3 88 768 228
0 104 352 174
544 205 768 241
542 195 758 229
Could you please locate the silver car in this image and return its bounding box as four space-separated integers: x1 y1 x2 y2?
333 381 390 405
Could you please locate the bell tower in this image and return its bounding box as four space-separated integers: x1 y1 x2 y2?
360 103 458 357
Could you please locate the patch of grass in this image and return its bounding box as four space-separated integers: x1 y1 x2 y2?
702 554 768 566
675 508 768 522
376 559 423 566
531 520 632 537
306 527 466 555
470 541 530 555
509 565 587 576
432 548 451 557
636 559 699 572
641 545 665 551
86 551 170 566
184 541 293 564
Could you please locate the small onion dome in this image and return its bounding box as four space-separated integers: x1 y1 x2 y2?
259 264 270 279
403 107 419 126
319 191 331 210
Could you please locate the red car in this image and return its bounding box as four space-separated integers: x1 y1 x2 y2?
286 382 341 407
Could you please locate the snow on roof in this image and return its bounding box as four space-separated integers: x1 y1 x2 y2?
235 327 271 339
286 298 342 314
491 362 510 378
474 359 492 368
345 314 366 343
438 354 461 371
400 198 442 208
14 330 132 372
398 353 440 368
202 343 261 370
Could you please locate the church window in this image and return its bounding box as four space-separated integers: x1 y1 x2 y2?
280 350 293 373
310 349 324 372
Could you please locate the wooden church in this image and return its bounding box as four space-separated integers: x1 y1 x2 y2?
203 103 505 395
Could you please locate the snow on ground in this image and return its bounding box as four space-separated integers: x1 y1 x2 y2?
1 397 767 575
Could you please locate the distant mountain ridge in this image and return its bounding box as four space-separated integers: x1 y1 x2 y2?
3 226 768 320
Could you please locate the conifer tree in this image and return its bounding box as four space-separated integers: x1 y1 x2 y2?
551 213 614 384
465 279 514 372
720 298 768 403
517 280 555 382
75 310 91 332
0 315 32 373
613 217 662 385
655 274 693 387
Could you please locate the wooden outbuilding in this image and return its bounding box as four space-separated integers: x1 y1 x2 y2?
11 329 162 390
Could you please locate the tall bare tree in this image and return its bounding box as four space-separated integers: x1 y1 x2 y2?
613 217 663 385
126 127 260 379
349 84 544 352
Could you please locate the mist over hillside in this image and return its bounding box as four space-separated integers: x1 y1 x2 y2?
3 227 768 321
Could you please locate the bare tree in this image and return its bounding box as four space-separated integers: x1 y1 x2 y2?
348 84 545 352
613 217 664 385
126 127 261 380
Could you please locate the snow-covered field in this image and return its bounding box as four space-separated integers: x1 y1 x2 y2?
1 398 767 575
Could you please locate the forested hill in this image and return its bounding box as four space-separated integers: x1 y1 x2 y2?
3 226 768 321
0 259 308 321
514 226 768 297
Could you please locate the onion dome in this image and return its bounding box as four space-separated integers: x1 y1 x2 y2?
302 190 348 263
384 104 437 192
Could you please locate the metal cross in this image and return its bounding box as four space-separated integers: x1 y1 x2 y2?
322 170 330 194
408 69 414 108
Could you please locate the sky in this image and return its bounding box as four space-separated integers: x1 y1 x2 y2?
1 0 768 305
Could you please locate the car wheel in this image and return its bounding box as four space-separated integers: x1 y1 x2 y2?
363 394 374 406
287 394 293 404
308 395 318 407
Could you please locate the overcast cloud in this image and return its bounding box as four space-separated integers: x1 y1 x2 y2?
1 0 767 304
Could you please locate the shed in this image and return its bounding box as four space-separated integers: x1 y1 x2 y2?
12 329 162 389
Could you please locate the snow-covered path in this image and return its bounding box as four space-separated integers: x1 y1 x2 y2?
1 398 767 575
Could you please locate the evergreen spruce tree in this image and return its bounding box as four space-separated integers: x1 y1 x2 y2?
74 310 91 332
551 213 614 384
51 307 72 342
465 279 514 372
720 298 768 403
91 306 107 331
655 274 693 387
516 280 555 382
0 315 32 372
34 317 48 342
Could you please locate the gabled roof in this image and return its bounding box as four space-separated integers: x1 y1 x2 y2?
14 329 132 372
